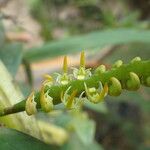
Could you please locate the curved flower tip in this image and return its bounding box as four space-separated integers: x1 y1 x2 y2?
84 82 108 104
99 83 108 98
61 87 84 110
80 51 85 68
63 56 68 73
40 85 53 113
66 90 77 109
43 74 53 87
25 91 37 116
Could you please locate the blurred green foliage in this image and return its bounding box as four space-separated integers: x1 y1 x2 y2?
24 29 150 62
27 0 149 41
0 128 57 150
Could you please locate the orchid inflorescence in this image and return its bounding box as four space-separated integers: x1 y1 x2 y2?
1 52 149 117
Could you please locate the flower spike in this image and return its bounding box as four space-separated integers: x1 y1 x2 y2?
40 85 53 112
73 51 91 80
84 82 108 104
0 56 149 117
25 91 37 116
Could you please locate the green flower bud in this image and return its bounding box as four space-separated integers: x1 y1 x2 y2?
108 77 122 96
131 57 141 63
126 72 140 90
113 60 123 68
95 65 106 74
146 76 150 87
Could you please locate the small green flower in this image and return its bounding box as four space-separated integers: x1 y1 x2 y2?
56 73 71 85
56 56 71 85
61 86 84 109
73 67 91 80
73 51 91 80
84 82 108 104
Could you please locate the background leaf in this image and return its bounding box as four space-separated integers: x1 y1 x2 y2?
24 28 150 62
0 42 23 76
61 133 103 150
70 112 96 144
84 101 108 114
0 127 57 150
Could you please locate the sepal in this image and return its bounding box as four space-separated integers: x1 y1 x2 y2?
25 91 37 116
40 85 53 112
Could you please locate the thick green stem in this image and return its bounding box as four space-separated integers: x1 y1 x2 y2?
0 60 150 116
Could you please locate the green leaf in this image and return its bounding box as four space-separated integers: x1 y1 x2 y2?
84 101 108 114
0 22 5 46
0 60 52 140
104 43 150 63
107 87 150 113
0 127 57 150
24 28 150 62
61 133 103 150
70 112 95 144
47 111 96 145
0 42 23 76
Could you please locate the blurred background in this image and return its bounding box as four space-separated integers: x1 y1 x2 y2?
0 0 150 150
